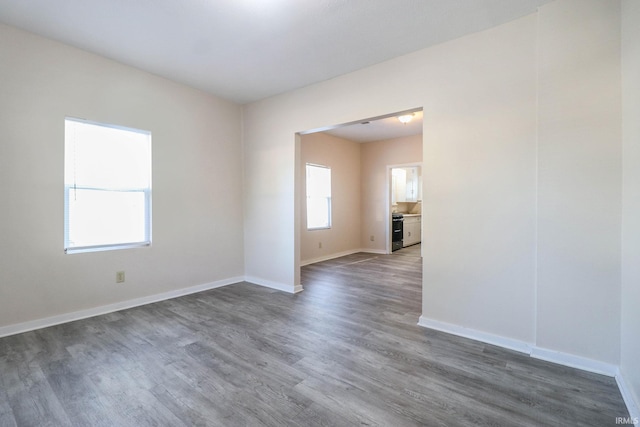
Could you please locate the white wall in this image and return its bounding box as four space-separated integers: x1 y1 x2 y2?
300 133 361 264
421 13 538 343
243 0 628 375
0 2 633 412
536 0 622 365
0 24 244 332
621 0 640 416
244 12 538 340
360 135 422 252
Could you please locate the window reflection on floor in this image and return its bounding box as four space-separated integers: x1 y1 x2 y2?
393 243 421 257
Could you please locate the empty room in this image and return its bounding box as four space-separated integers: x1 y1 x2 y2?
1 0 639 425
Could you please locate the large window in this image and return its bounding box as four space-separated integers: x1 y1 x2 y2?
306 163 331 230
64 118 152 254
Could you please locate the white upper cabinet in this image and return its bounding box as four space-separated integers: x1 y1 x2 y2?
392 168 407 203
392 166 421 203
405 166 422 202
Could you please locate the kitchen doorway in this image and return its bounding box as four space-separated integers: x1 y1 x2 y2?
388 164 423 256
296 108 424 271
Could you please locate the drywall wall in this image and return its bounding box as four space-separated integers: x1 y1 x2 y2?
536 0 622 365
360 134 422 252
0 24 244 331
621 0 640 415
244 0 627 370
244 12 538 342
420 11 537 343
300 133 361 264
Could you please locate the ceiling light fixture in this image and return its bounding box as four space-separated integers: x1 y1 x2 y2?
397 114 414 124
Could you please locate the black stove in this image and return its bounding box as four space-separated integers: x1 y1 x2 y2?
392 213 403 251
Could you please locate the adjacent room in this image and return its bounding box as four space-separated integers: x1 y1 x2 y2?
1 0 639 425
299 110 423 265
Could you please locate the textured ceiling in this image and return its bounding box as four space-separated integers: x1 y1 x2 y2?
0 0 551 104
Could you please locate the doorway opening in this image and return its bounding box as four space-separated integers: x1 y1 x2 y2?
296 107 424 279
389 164 423 255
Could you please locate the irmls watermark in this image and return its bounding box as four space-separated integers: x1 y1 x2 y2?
616 416 639 425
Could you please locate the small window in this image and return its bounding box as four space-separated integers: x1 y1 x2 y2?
306 163 331 230
64 118 152 254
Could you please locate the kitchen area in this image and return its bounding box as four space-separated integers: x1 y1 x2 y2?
391 166 422 252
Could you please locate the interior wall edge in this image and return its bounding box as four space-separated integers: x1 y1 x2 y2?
244 276 303 294
616 371 640 423
621 0 640 418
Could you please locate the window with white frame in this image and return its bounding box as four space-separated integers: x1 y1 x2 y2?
306 163 331 230
64 118 152 254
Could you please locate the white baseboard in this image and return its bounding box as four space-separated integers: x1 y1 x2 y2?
0 276 244 339
2 279 634 419
417 316 621 377
300 249 360 266
530 347 618 377
0 275 303 339
300 248 388 266
300 249 373 266
616 371 640 421
417 316 638 419
417 316 533 354
363 248 388 255
244 276 303 294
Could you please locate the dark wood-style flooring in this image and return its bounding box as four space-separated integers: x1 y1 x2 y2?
0 247 629 426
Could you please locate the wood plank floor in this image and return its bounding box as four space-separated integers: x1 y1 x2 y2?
0 249 629 426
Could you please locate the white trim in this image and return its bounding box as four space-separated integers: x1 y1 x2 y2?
0 275 304 340
0 276 243 339
244 276 303 294
363 249 388 255
417 316 533 354
300 249 362 266
417 315 640 418
300 249 387 266
530 347 618 377
616 371 640 422
418 316 623 378
0 280 634 417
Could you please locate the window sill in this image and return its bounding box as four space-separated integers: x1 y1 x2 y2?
65 242 151 255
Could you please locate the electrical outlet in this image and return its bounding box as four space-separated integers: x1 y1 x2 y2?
116 271 125 283
370 235 375 241
318 242 322 249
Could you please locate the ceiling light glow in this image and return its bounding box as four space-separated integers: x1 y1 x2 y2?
397 114 414 124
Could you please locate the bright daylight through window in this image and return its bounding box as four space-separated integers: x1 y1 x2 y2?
306 163 331 230
64 118 152 254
